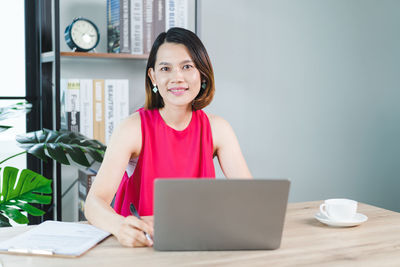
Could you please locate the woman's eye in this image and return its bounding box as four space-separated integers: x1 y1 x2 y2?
183 65 193 70
160 67 169 71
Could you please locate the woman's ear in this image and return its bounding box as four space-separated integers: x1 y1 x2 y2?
148 68 156 86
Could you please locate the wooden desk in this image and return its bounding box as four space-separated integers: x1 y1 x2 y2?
1 201 400 267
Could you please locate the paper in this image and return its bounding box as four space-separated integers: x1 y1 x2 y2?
0 220 110 257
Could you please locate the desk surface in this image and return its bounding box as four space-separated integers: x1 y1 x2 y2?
1 201 400 267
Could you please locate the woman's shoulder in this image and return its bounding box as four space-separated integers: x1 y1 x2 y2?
204 112 234 138
204 112 230 129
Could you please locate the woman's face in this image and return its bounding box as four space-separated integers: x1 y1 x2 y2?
148 42 201 109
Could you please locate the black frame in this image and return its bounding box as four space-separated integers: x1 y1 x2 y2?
24 0 61 224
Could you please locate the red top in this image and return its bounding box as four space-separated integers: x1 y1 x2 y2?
114 108 216 216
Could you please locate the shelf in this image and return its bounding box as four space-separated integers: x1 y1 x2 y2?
60 51 149 60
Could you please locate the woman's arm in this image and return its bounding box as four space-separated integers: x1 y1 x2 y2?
208 114 252 179
84 112 153 247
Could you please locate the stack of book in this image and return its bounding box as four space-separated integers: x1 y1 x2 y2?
78 169 97 221
107 0 189 54
60 79 129 144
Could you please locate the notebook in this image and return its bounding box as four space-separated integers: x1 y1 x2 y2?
0 221 110 257
153 179 290 251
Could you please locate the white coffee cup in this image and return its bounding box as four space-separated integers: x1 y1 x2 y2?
319 199 358 221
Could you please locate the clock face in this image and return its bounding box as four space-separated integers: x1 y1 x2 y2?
71 20 98 50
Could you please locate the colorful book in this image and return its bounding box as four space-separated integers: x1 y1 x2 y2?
107 0 121 53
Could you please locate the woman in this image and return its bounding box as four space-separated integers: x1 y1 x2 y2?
85 27 252 248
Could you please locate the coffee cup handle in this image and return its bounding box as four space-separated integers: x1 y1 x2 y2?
319 203 330 218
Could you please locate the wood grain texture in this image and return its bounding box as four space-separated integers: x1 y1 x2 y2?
60 51 149 59
1 201 399 267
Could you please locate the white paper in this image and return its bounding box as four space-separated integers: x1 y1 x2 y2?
0 220 110 256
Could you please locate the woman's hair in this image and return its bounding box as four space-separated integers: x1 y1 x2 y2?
144 27 215 110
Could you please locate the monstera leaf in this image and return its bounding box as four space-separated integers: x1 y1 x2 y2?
16 129 106 167
0 102 32 132
0 166 52 226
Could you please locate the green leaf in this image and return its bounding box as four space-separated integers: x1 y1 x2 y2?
1 207 29 224
0 125 12 133
0 213 11 227
62 144 90 167
0 166 52 225
46 143 70 165
0 101 32 121
14 202 45 216
16 128 106 167
86 147 104 162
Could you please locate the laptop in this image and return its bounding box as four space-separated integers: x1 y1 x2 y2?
153 179 290 251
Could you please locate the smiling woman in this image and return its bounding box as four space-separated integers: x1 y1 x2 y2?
84 27 252 248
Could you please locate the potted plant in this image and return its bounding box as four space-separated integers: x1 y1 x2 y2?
0 102 106 226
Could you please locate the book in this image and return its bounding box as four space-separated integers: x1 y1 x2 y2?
79 79 94 139
130 0 144 54
66 79 80 133
143 0 154 54
107 0 121 53
78 169 97 221
0 221 110 257
115 79 130 125
104 79 116 144
93 79 106 144
60 79 68 130
153 0 165 41
166 0 188 30
120 0 131 53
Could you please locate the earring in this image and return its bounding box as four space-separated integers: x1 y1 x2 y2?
152 85 158 93
201 82 206 89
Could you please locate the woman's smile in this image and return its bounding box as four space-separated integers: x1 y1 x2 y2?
168 87 189 96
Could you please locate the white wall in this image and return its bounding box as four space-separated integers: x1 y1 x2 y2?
201 0 400 211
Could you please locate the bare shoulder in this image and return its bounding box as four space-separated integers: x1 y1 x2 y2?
109 111 142 157
205 112 232 132
205 112 235 152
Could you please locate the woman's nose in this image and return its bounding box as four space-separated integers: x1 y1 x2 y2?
171 67 184 81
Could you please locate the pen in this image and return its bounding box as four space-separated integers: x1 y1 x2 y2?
129 203 153 243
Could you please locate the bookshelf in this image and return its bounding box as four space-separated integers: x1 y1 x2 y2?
60 51 149 60
50 0 197 222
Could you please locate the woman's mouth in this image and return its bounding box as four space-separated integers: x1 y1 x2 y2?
168 87 188 96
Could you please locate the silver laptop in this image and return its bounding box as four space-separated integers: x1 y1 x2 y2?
153 179 290 251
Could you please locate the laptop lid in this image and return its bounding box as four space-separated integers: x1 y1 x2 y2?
153 179 290 251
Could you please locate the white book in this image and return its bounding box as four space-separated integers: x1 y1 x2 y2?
130 0 143 54
165 0 176 30
166 0 188 30
175 0 188 28
104 79 117 144
79 79 93 139
116 79 129 124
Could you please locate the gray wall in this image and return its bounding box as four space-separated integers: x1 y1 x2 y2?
201 0 400 211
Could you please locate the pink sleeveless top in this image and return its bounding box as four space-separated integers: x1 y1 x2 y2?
114 108 215 216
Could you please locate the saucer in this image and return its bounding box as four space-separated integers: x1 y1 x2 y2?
314 212 368 227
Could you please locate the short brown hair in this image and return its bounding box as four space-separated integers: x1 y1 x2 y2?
145 27 215 110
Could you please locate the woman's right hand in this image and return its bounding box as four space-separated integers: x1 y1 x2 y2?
115 216 154 247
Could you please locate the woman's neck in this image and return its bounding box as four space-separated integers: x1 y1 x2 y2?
159 105 193 131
